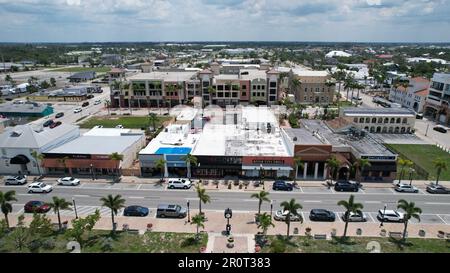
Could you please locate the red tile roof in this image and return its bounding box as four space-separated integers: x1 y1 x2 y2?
415 88 429 96
410 77 430 83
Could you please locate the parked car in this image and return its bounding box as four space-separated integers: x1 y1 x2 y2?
394 183 419 193
426 184 450 194
4 175 27 185
55 112 64 118
273 209 303 221
82 101 89 107
123 205 149 217
377 209 404 222
309 209 336 222
433 125 447 133
334 180 359 192
272 180 293 191
49 121 62 129
28 182 53 193
156 204 187 218
342 211 367 222
86 94 94 99
57 177 80 186
168 178 192 189
415 113 424 119
74 107 82 113
24 201 50 213
94 99 101 105
115 124 124 129
43 119 54 127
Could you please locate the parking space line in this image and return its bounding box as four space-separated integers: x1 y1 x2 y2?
436 215 448 225
389 188 397 194
300 212 306 222
136 184 143 190
336 212 342 222
418 189 427 195
368 213 376 223
359 188 366 194
298 187 304 193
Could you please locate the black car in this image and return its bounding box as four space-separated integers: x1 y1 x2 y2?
272 180 293 191
86 94 94 99
55 112 64 118
43 119 54 127
309 209 336 222
123 206 149 217
433 126 447 133
334 181 359 192
426 184 450 194
82 101 89 107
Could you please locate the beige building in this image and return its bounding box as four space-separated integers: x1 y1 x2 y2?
289 70 335 105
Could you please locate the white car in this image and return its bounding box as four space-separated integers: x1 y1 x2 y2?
28 182 53 193
167 178 192 189
94 100 101 105
4 175 27 185
273 209 303 221
115 124 124 129
342 211 367 222
57 177 80 186
395 183 419 193
377 209 404 222
74 107 82 113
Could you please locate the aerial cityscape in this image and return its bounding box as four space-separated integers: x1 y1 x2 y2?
0 0 449 260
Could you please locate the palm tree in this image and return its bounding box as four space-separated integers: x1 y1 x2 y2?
397 199 422 241
293 156 304 185
280 198 303 237
100 194 126 232
344 74 355 102
326 156 340 183
356 158 371 181
355 83 364 106
250 190 270 216
30 150 44 176
337 195 364 238
291 78 301 96
5 74 13 85
181 153 197 178
109 152 124 178
257 213 275 237
58 156 69 174
166 84 176 111
191 214 206 240
148 112 158 131
397 158 413 184
0 190 17 228
432 157 447 185
48 196 72 231
196 185 211 215
325 79 336 104
155 158 167 180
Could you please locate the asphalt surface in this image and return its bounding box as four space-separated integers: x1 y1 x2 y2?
2 180 449 225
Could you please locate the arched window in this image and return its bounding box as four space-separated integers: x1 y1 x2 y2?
376 126 381 133
390 118 395 123
372 118 377 123
365 117 370 123
354 118 358 123
360 118 364 123
388 127 394 133
396 118 401 124
402 118 407 124
382 127 387 133
370 127 375 133
384 118 389 123
394 127 400 133
378 118 383 123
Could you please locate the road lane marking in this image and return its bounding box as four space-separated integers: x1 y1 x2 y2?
436 215 448 225
304 200 322 203
73 194 89 198
298 187 304 193
364 201 381 204
243 199 257 202
129 196 145 199
425 202 450 205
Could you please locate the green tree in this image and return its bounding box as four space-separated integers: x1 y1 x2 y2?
326 156 340 182
190 213 206 240
30 150 44 176
280 198 303 237
66 210 101 247
397 158 413 183
40 80 50 89
181 153 198 178
155 158 167 180
397 199 422 241
343 74 355 102
148 112 158 131
58 156 69 173
109 152 124 178
432 157 447 185
100 194 126 232
29 213 53 238
11 215 28 250
293 156 304 185
50 77 56 87
256 213 275 238
48 196 72 231
250 190 270 216
356 158 371 181
196 185 211 215
337 195 364 238
0 190 17 228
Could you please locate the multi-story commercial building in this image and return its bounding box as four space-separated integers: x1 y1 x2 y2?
289 70 335 105
388 77 429 113
342 108 416 134
424 73 450 126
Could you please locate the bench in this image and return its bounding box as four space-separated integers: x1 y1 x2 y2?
314 234 327 240
389 231 403 239
127 229 140 235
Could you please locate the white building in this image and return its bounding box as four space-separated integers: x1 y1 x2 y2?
325 51 352 58
388 77 430 113
424 73 450 125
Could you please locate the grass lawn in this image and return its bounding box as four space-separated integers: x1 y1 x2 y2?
261 235 450 253
0 229 207 253
50 67 111 73
385 144 450 181
79 116 172 129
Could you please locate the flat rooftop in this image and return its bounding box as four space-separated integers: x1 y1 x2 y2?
241 106 278 126
239 69 268 80
283 128 324 145
128 71 198 82
292 70 329 77
0 102 49 113
83 127 141 136
140 124 200 155
343 107 415 117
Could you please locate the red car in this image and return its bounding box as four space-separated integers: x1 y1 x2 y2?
24 201 50 213
49 121 62 129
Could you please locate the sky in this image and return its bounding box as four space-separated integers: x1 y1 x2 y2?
1 0 450 43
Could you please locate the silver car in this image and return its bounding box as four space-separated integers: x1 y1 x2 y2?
342 211 367 222
273 209 303 221
395 183 419 193
4 175 27 185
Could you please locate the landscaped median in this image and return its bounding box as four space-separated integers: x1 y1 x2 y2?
79 115 172 129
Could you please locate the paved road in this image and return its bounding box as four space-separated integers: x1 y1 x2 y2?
414 118 450 150
2 180 450 225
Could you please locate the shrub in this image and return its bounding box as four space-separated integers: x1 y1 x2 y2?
42 238 56 250
270 239 286 253
228 183 232 189
180 237 198 247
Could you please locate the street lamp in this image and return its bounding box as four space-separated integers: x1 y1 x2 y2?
379 204 387 228
224 208 232 236
90 163 95 180
72 197 78 219
260 164 265 190
270 200 273 218
187 200 191 223
409 167 415 186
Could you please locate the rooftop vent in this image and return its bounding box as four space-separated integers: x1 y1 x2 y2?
10 131 22 137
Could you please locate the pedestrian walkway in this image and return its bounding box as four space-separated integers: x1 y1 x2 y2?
206 232 255 253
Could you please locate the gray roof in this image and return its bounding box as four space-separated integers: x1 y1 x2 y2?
68 71 96 79
283 128 324 145
343 107 415 117
0 102 49 114
45 135 143 155
0 124 79 149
